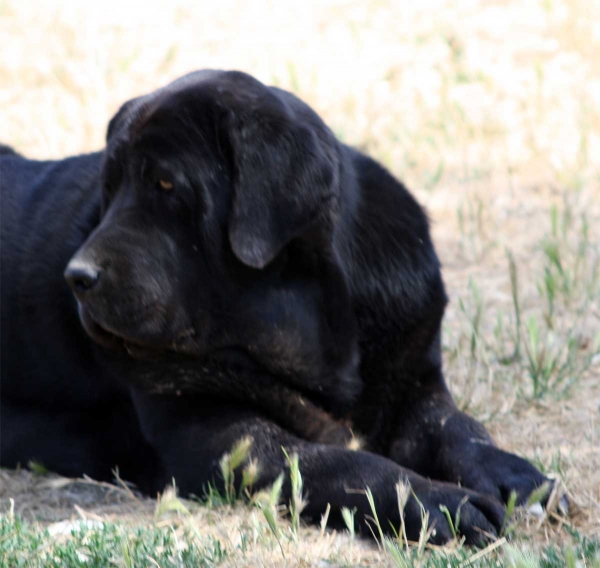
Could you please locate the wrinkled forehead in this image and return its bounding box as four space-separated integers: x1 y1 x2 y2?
110 98 213 166
108 70 278 151
107 72 218 141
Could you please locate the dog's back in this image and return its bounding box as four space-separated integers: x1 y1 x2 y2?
1 148 102 375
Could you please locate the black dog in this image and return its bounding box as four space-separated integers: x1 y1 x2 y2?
1 70 548 544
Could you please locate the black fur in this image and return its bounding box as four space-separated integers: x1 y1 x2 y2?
1 70 549 545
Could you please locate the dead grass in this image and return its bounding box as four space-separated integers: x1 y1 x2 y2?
1 0 599 564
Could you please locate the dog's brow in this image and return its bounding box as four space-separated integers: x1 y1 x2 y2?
128 96 165 138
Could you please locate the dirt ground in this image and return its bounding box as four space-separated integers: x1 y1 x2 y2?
1 0 599 561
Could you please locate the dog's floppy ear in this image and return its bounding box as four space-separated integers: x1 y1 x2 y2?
227 109 339 269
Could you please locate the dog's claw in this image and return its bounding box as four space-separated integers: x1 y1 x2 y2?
558 495 569 515
527 501 544 518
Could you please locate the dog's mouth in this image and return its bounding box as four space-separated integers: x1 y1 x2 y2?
77 304 196 360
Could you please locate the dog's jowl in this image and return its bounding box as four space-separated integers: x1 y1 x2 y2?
0 70 550 545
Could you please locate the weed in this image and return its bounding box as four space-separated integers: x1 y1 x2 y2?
457 195 492 262
501 491 519 538
251 473 285 557
503 250 522 363
155 483 191 519
458 278 484 361
439 496 467 542
27 461 49 475
218 436 254 504
282 448 306 541
341 507 356 544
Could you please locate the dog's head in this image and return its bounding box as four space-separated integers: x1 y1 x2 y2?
64 70 357 398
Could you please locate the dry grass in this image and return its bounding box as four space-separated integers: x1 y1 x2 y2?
1 0 599 564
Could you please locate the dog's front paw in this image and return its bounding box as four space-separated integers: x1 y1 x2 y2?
440 439 551 506
404 478 505 546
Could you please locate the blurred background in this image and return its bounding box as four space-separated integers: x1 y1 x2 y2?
2 0 599 193
1 0 599 554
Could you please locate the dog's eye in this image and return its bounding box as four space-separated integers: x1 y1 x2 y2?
158 179 174 191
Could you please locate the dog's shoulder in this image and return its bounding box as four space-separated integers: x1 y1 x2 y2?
336 145 446 336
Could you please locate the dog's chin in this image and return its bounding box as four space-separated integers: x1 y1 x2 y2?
77 304 167 360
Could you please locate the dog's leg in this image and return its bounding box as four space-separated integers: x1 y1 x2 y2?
387 369 551 505
130 389 504 545
362 323 552 507
139 359 354 446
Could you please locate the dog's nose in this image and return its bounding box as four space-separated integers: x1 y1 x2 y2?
64 260 101 293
